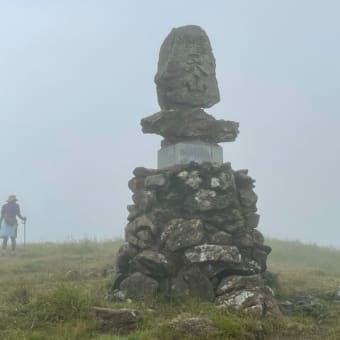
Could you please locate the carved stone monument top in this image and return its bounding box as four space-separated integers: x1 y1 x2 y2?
155 25 220 110
141 25 239 168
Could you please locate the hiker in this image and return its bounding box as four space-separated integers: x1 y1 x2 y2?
0 195 26 255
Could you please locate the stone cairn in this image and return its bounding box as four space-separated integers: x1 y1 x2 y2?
112 25 280 316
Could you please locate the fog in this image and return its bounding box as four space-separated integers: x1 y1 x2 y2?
0 1 339 246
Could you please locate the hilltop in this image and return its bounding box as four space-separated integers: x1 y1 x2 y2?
0 239 339 339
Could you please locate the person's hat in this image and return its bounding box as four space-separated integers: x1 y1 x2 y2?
7 195 18 202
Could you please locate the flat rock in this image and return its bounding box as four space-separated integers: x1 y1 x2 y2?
133 250 170 276
168 315 219 338
280 294 323 315
155 25 220 109
141 108 239 144
93 307 142 334
185 244 241 264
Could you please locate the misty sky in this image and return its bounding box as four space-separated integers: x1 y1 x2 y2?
0 1 339 246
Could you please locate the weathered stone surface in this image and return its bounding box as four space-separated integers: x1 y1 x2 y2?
115 243 138 274
239 188 258 210
133 250 170 276
144 174 167 189
128 177 145 193
133 167 157 178
185 244 241 264
120 272 158 298
234 169 255 188
93 307 142 334
230 256 264 275
177 170 203 190
280 294 322 315
125 215 156 236
185 189 236 212
127 205 142 221
216 274 263 296
168 315 219 338
132 191 156 212
170 266 215 301
216 285 281 317
208 231 233 245
136 229 153 243
141 108 239 144
155 25 220 109
244 213 260 229
217 289 265 316
161 218 204 252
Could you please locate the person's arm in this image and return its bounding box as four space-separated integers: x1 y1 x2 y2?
18 213 26 222
16 205 26 222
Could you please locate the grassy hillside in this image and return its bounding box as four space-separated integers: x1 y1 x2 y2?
0 239 339 339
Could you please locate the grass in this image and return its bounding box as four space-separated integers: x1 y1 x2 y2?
0 238 339 339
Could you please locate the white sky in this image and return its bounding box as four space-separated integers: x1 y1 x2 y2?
0 1 339 246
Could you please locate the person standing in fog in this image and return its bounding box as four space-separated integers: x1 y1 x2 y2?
0 195 26 255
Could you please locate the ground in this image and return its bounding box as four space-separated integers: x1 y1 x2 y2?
0 239 339 340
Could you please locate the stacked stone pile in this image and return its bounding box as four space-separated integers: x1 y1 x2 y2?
111 25 280 316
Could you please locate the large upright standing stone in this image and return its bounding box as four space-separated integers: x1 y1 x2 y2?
111 25 280 317
155 25 220 109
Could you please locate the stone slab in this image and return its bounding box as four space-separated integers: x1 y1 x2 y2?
158 141 223 169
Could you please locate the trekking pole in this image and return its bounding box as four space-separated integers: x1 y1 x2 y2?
23 220 26 249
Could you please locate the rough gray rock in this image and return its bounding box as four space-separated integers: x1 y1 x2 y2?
144 174 167 189
216 274 263 296
216 284 281 317
185 244 241 264
185 189 236 212
155 25 220 109
120 272 158 298
125 215 157 237
161 218 204 252
93 307 142 334
167 315 219 338
280 294 323 315
170 266 215 301
132 190 156 212
133 250 170 277
115 243 138 274
141 108 239 145
208 231 233 245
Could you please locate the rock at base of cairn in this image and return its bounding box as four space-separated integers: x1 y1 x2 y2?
93 307 142 334
111 162 280 316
